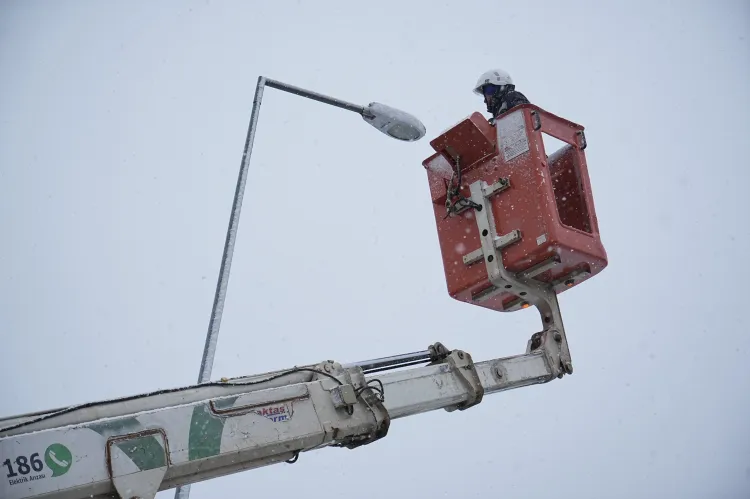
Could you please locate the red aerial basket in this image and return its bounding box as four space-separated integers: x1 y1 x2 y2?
423 104 607 312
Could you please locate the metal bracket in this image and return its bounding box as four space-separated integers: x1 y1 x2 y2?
428 341 450 363
520 255 561 279
482 177 510 198
106 429 170 499
443 350 484 412
468 179 573 378
333 366 391 449
463 229 521 266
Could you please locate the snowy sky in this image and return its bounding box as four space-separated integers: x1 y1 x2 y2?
1 1 749 498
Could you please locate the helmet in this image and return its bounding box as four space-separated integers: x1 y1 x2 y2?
473 69 513 95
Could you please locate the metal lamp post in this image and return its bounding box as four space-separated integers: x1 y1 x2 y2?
175 77 425 499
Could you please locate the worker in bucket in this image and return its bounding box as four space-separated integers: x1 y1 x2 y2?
473 69 530 124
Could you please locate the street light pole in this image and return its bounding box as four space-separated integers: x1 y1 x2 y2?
175 76 425 499
197 77 264 386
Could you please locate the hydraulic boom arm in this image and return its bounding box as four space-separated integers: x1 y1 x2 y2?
0 332 567 499
0 76 608 499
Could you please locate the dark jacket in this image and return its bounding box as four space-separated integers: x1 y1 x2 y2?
494 90 530 116
487 87 530 124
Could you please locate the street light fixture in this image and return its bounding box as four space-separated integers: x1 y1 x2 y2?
174 76 426 499
361 101 426 141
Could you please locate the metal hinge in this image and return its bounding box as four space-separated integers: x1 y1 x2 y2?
443 350 484 412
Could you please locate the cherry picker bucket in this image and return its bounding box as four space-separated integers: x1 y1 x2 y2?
423 105 607 312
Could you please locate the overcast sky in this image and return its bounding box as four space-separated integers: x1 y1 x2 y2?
1 1 749 498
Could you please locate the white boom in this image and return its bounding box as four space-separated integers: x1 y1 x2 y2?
0 328 568 499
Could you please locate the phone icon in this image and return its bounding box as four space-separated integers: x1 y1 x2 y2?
44 443 73 476
48 450 69 468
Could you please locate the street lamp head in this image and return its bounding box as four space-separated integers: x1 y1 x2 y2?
362 102 426 142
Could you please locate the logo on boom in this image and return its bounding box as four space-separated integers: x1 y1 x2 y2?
253 403 290 422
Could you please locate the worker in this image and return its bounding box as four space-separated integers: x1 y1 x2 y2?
473 69 530 124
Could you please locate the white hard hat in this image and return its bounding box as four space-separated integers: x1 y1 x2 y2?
473 69 514 94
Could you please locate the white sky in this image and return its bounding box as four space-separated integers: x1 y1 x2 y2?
1 1 749 498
